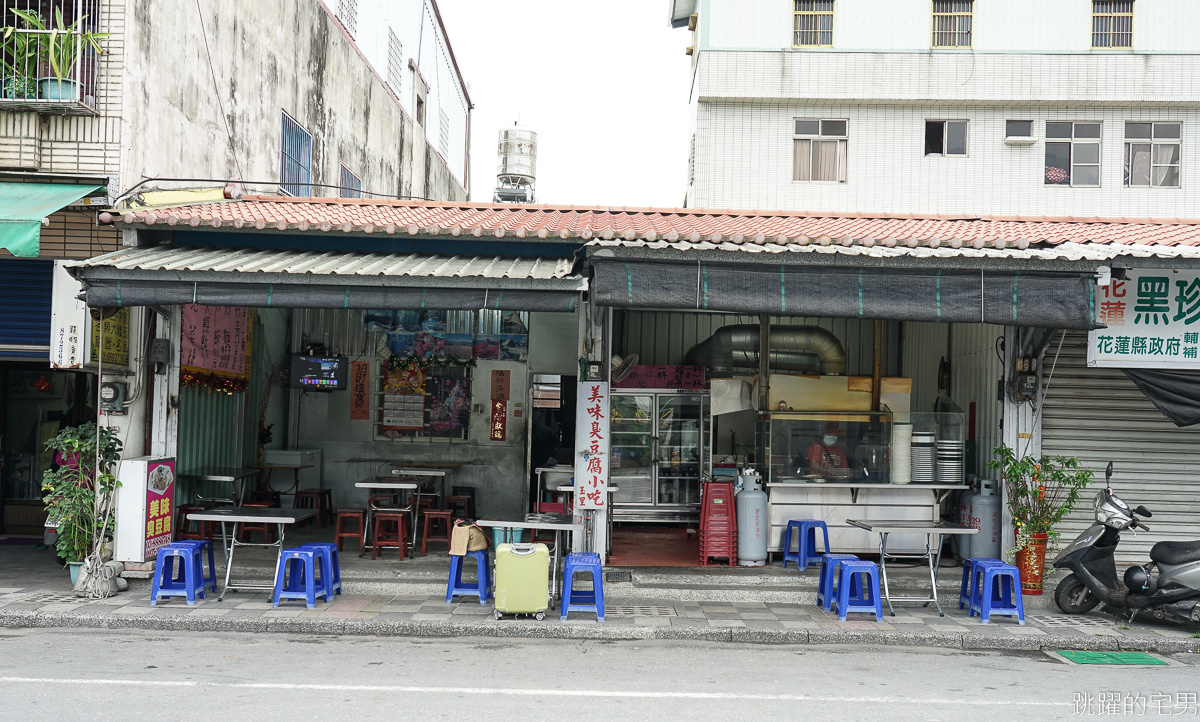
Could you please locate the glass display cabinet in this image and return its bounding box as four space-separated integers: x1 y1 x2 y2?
609 390 708 520
758 411 893 484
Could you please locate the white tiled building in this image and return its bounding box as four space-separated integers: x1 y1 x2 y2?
672 0 1200 218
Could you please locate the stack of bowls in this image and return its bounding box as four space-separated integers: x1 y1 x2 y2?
910 431 936 484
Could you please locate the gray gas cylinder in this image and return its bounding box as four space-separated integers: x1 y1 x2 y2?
968 478 1002 560
953 475 978 561
736 469 768 566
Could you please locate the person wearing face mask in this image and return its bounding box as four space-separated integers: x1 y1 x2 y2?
807 424 850 477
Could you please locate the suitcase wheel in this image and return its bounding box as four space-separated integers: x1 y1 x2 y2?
494 610 503 621
534 612 545 621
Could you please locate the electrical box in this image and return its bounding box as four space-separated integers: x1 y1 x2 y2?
99 381 128 413
1017 374 1038 397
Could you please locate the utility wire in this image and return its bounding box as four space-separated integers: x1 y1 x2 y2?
194 0 246 183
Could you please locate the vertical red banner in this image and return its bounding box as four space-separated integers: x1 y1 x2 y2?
350 360 370 420
490 399 507 441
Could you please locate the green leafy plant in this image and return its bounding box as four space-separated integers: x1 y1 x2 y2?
1 9 43 98
41 423 123 564
988 444 1092 554
10 6 108 83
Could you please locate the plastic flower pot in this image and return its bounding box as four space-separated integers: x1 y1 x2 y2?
67 560 83 585
37 77 78 101
1015 532 1049 595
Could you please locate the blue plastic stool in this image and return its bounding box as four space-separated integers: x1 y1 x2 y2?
831 560 883 621
782 520 829 569
816 553 861 611
968 561 1025 625
273 547 328 609
959 557 1004 610
300 542 342 597
169 540 218 593
446 549 491 604
150 545 206 606
561 552 604 621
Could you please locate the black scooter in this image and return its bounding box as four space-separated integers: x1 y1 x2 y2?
1052 462 1200 625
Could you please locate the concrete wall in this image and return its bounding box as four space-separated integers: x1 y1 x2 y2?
691 101 1200 216
702 0 1200 52
120 0 466 202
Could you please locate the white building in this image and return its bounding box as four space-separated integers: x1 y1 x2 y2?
676 0 1197 219
670 0 1200 565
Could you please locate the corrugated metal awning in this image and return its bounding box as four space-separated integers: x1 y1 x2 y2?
68 246 584 312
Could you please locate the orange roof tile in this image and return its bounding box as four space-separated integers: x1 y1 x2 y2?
98 195 1200 249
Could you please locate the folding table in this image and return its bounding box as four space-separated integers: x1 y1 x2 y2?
185 507 316 601
846 519 978 616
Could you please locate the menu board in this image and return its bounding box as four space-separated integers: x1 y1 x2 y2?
181 305 251 377
613 365 708 390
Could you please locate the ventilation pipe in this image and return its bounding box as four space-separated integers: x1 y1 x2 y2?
686 325 847 376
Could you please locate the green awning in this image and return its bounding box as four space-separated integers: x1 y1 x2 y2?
0 182 103 257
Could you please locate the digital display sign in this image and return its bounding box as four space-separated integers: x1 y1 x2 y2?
289 355 347 391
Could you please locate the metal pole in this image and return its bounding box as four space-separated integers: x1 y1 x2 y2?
872 319 883 411
758 315 770 410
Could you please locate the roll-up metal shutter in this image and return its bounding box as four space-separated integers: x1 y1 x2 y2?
0 259 53 358
1042 331 1200 567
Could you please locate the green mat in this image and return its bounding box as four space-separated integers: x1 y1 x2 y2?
1057 651 1167 666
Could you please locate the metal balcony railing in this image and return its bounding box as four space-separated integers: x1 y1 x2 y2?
0 0 104 114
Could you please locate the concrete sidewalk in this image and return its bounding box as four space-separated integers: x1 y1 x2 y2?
1 580 1196 653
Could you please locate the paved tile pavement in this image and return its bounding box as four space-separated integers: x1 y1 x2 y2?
0 585 1196 652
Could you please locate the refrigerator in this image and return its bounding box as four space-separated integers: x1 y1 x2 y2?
609 390 708 521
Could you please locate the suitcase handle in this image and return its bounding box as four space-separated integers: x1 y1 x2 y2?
509 543 537 556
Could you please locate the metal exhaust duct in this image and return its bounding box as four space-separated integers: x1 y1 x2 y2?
686 325 847 376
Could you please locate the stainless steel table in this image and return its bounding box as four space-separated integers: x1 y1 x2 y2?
186 507 316 601
476 515 583 608
247 463 313 499
846 519 978 617
354 480 419 556
178 466 260 507
390 467 449 501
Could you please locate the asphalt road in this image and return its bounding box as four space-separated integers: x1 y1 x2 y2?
0 629 1196 720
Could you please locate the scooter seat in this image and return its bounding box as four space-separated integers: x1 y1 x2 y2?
1149 540 1200 566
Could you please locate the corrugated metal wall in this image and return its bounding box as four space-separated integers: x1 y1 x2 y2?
177 386 245 498
902 322 949 414
1042 331 1200 567
618 311 901 377
299 309 372 358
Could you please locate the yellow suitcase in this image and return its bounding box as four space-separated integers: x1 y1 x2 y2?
493 543 550 620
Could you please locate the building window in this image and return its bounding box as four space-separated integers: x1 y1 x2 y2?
793 1 834 48
339 165 362 198
438 108 450 158
337 0 358 36
1125 122 1180 188
1045 122 1101 187
415 95 426 128
925 120 968 156
792 119 847 182
387 29 404 93
1092 1 1133 49
279 112 312 196
932 0 973 48
1005 120 1034 139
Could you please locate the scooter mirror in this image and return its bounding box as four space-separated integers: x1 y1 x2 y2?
1135 505 1152 518
1105 461 1114 483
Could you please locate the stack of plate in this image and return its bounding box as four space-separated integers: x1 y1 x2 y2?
910 431 936 484
890 424 912 485
937 439 965 485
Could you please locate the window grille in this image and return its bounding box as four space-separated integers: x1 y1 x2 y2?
793 0 834 48
438 108 450 157
1092 1 1133 49
339 164 362 198
279 112 312 196
932 0 972 48
337 0 357 36
387 28 404 92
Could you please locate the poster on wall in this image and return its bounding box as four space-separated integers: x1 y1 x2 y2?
180 305 253 391
1089 271 1200 369
574 381 610 509
144 460 175 559
427 377 470 435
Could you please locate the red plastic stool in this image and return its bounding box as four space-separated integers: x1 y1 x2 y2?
372 511 409 561
335 508 366 551
421 509 455 556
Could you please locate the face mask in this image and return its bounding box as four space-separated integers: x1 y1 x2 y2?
823 435 838 446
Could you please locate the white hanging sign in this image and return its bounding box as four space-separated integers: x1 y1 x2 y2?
574 381 609 509
1089 270 1200 369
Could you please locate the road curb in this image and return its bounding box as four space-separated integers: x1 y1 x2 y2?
2 608 1194 653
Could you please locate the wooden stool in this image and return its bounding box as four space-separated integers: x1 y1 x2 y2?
238 503 276 543
372 511 410 561
451 486 476 515
370 492 399 508
421 509 455 555
317 489 335 527
294 491 321 528
176 505 213 542
335 508 366 551
445 496 473 520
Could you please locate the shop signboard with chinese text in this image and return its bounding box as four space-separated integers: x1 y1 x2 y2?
144 460 175 558
1089 270 1200 369
574 381 609 509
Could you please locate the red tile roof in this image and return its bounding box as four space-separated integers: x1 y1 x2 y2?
99 195 1200 249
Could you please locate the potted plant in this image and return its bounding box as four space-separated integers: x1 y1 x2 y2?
987 445 1092 595
10 6 108 101
41 423 123 585
0 10 42 99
